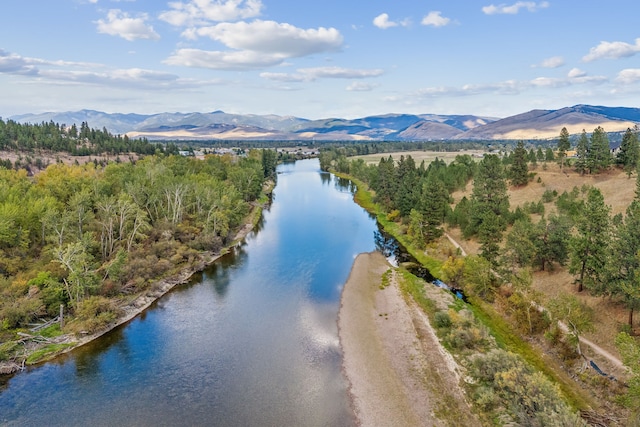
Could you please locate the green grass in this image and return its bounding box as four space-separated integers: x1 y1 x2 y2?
26 343 75 365
335 169 596 414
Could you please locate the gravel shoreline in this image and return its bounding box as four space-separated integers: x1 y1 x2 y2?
338 251 479 427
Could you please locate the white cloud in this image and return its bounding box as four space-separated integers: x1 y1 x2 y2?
482 1 549 15
346 82 378 92
95 9 160 41
421 11 451 28
260 67 384 82
165 48 286 70
583 38 640 62
187 21 342 56
535 56 564 68
373 13 397 29
616 69 640 84
167 20 343 70
159 0 263 26
567 68 586 78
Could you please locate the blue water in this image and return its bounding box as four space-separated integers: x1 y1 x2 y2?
0 159 379 426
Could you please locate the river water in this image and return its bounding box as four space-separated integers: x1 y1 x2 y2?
0 159 381 426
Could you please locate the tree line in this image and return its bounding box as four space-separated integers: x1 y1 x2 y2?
0 119 170 157
0 150 276 344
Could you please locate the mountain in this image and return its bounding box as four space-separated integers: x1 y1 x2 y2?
454 105 640 140
8 105 640 141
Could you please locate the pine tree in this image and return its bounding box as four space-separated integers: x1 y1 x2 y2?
617 126 639 178
588 126 611 174
510 141 529 187
557 127 570 172
574 130 589 175
569 187 610 292
467 155 509 266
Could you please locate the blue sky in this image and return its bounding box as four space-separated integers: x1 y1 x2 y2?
1 0 639 119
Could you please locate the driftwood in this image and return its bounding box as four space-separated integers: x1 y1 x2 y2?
580 410 624 427
28 316 60 332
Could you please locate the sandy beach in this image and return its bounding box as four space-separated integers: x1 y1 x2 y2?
338 252 479 427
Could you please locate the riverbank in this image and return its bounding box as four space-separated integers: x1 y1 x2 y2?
0 201 265 376
339 252 479 426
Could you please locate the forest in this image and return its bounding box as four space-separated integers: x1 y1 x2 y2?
0 129 277 367
321 125 640 425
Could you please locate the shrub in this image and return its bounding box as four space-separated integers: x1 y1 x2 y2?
434 311 452 328
71 296 122 334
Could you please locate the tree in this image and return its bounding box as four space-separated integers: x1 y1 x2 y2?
569 187 610 292
617 126 640 178
574 130 589 175
502 219 536 269
587 126 611 174
548 293 595 360
607 176 640 326
615 332 640 418
467 155 509 266
532 214 571 271
557 127 570 172
466 154 509 237
509 141 529 187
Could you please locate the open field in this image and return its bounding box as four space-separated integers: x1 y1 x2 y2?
352 149 487 165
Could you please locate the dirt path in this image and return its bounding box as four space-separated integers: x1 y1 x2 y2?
339 252 479 426
444 232 625 373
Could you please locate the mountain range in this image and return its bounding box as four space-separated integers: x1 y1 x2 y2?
9 104 640 142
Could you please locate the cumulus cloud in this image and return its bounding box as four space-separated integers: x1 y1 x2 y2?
583 38 640 62
616 69 640 84
567 68 586 78
372 13 410 29
421 11 451 27
95 9 160 41
534 56 564 68
482 1 549 15
159 0 263 26
373 13 397 29
260 67 384 83
0 49 215 90
166 20 343 70
185 21 342 56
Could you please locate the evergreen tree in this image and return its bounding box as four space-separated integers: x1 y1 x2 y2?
533 214 571 271
617 126 640 178
544 147 555 162
557 127 570 172
510 141 529 186
569 187 610 292
394 155 420 216
608 173 640 326
528 148 537 168
467 155 509 266
574 130 589 175
587 126 611 173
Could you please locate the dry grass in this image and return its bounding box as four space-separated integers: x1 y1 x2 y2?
449 162 638 363
353 149 486 165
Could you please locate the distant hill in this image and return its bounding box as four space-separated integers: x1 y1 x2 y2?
454 105 640 140
9 105 640 141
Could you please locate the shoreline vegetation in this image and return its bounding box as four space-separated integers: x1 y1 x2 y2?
0 147 278 376
0 189 270 376
335 168 621 425
0 183 275 375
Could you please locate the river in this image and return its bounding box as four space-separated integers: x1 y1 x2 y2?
0 159 381 426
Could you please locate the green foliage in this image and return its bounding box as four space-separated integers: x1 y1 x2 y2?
510 141 529 186
574 130 589 175
588 126 612 174
548 293 595 358
614 332 640 411
25 343 75 365
569 187 611 293
557 127 571 171
617 127 639 177
70 296 122 334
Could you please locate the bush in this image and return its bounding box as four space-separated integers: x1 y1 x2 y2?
71 296 122 334
434 311 452 328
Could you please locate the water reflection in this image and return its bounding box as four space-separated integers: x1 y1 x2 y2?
0 159 373 427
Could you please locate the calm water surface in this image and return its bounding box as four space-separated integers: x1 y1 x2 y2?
0 159 380 426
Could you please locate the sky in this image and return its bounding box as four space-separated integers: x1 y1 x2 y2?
1 0 639 120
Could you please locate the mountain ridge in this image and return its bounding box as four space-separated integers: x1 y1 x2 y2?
8 105 639 141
